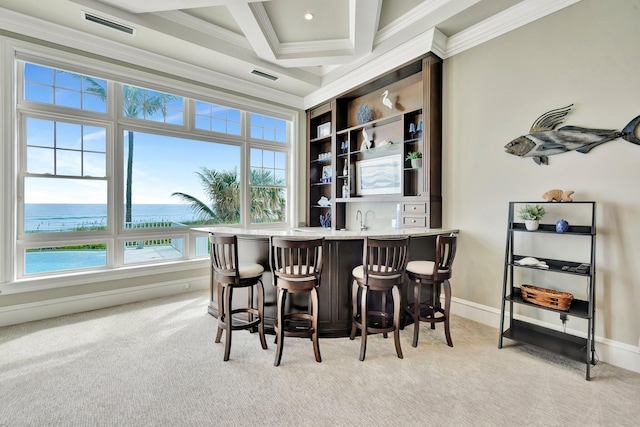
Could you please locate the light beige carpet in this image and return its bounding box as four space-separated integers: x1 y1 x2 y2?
1 290 639 426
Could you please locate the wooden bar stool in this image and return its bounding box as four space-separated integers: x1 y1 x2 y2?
350 236 410 361
269 236 324 367
405 233 457 347
210 233 268 361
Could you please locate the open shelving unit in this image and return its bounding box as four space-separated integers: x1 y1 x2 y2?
498 201 597 380
306 102 335 227
305 53 443 230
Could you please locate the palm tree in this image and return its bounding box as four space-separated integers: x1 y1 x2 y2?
250 169 286 223
171 167 285 224
82 77 175 224
172 168 240 224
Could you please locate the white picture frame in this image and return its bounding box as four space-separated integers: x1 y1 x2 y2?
356 155 402 195
317 122 331 138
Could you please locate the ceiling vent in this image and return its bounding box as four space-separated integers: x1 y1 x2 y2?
251 69 279 81
83 12 135 35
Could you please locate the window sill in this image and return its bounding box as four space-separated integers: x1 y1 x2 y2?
0 258 210 295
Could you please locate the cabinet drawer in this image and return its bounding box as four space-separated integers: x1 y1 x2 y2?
402 216 427 227
402 203 427 214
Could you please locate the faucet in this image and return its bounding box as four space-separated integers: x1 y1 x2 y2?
355 210 368 231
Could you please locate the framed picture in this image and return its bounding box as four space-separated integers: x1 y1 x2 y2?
317 122 331 138
356 154 402 195
321 165 332 183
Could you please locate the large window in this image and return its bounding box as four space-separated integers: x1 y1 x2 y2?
195 101 241 135
250 113 287 142
250 148 286 224
24 63 107 113
123 130 241 228
12 58 293 280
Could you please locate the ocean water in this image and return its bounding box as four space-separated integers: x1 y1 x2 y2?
25 203 199 232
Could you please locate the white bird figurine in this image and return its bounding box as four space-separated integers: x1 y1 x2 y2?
381 90 393 109
361 128 371 150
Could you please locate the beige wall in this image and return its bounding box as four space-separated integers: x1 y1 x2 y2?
442 0 640 346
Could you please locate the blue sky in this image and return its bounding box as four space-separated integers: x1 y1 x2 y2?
125 131 241 205
24 62 285 205
26 127 241 204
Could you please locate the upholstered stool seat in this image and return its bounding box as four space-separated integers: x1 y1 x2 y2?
405 234 457 347
350 236 410 361
237 263 265 278
210 233 268 361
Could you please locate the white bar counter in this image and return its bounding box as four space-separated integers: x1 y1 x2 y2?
193 226 458 239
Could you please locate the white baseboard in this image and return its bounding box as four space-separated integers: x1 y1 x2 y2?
1 285 638 374
0 276 209 327
451 297 640 374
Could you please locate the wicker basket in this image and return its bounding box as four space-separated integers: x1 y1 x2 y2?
521 284 573 311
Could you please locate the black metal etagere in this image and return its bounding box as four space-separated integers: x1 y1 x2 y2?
498 201 597 380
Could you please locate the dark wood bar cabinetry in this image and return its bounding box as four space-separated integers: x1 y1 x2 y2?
306 53 443 229
199 227 457 338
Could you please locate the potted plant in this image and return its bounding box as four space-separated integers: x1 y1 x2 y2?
406 151 422 168
518 204 546 231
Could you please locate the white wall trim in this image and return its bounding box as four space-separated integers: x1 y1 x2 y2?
444 0 582 58
0 276 208 327
452 296 640 375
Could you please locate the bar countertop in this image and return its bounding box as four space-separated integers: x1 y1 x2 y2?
192 226 459 239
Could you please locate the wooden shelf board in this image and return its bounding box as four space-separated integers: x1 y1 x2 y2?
502 320 589 363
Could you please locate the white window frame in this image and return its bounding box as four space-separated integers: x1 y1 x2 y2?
0 38 298 294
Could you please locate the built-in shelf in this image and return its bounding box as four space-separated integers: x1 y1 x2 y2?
305 53 443 230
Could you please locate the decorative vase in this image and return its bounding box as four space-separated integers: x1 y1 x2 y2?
410 159 422 169
342 184 349 198
556 219 569 233
525 220 539 231
356 104 373 124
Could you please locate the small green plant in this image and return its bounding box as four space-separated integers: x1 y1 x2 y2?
405 151 422 160
518 204 546 221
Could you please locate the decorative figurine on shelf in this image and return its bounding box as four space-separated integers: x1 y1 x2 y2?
320 212 331 228
356 103 373 124
317 196 331 207
360 128 372 150
416 121 423 135
409 123 416 138
381 90 394 110
342 159 348 176
542 189 574 202
556 219 569 233
342 184 349 198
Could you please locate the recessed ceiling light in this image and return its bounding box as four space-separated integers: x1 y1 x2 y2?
304 12 314 21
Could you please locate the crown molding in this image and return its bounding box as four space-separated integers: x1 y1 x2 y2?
303 28 444 109
277 39 355 57
376 0 469 46
304 0 582 107
155 10 251 50
0 7 305 109
444 0 582 58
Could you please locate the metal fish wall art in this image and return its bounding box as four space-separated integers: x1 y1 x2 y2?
504 104 640 165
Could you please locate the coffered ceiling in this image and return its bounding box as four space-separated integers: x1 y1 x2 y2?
0 0 580 108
